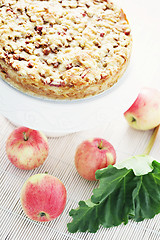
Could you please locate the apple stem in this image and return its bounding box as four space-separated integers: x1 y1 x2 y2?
98 140 103 150
143 125 160 155
23 132 28 141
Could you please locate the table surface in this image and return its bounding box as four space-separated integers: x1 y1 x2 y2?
1 0 160 239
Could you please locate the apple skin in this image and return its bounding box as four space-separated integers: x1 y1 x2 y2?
75 138 116 181
20 174 67 221
124 88 160 130
6 127 49 170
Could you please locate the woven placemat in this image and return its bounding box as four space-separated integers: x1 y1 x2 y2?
1 114 160 240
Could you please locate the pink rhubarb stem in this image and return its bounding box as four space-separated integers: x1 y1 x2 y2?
143 125 160 155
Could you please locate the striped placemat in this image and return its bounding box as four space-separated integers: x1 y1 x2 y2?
0 114 160 240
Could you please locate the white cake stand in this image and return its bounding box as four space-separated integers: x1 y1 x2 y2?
0 74 127 137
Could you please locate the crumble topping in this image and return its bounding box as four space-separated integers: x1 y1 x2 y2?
0 0 132 89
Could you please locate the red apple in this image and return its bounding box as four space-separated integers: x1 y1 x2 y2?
6 126 49 170
20 173 67 221
75 138 116 181
124 88 160 130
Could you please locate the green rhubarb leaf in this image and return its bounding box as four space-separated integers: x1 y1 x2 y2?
132 161 160 221
67 159 160 233
68 165 136 233
114 155 155 176
68 200 102 233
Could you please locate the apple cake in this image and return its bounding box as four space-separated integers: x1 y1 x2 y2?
0 0 132 100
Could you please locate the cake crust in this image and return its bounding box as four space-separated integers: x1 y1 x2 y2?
0 0 132 100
